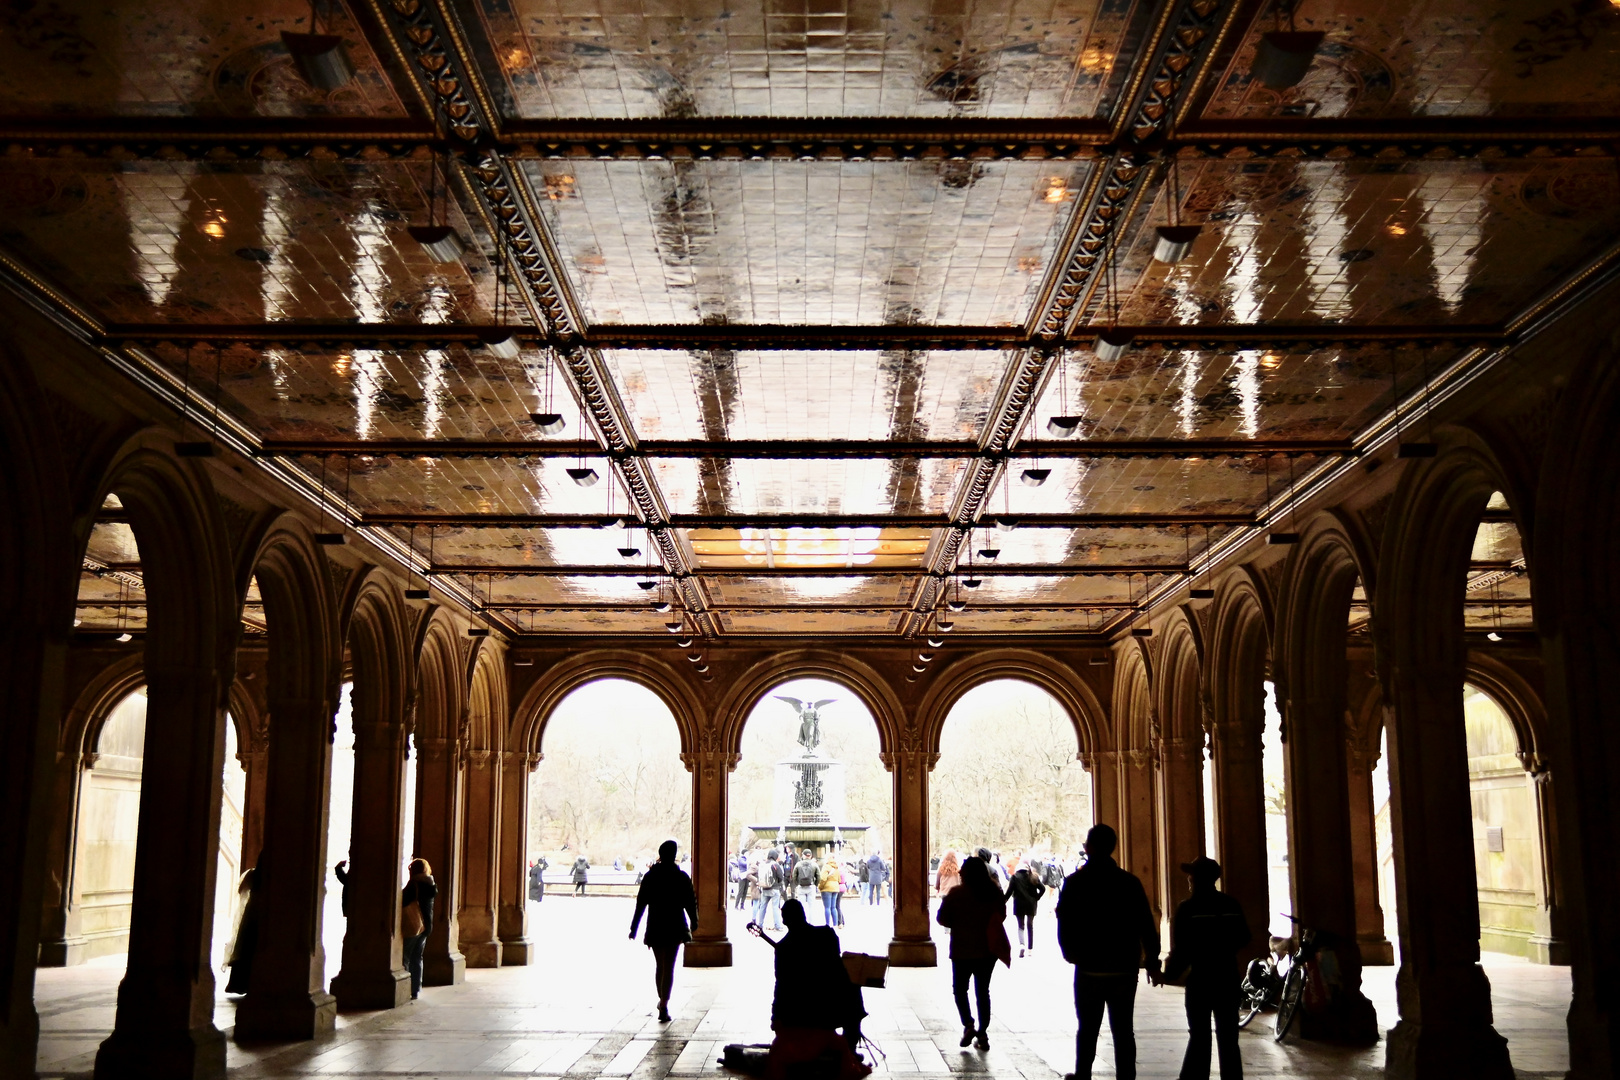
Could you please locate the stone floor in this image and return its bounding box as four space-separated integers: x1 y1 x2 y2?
36 896 1571 1078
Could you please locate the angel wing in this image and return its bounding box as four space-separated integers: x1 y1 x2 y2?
811 699 836 710
775 696 805 712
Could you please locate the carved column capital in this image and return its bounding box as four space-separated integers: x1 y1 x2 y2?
1161 736 1204 765
416 737 454 764
680 750 741 784
465 749 495 770
879 750 940 774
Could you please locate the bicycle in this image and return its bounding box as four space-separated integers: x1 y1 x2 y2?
1237 915 1318 1042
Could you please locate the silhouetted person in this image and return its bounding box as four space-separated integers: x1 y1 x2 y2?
334 859 351 917
749 898 869 1078
630 839 698 1023
529 855 548 903
1158 857 1250 1079
1005 863 1047 957
1055 824 1160 1080
224 867 260 995
401 857 436 999
572 855 589 895
937 856 1011 1051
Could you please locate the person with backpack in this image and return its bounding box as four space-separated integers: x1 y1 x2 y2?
1005 861 1048 957
401 857 437 1000
1055 824 1160 1080
793 848 820 913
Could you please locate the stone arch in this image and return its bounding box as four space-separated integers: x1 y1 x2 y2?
1208 567 1272 743
345 572 414 735
1462 653 1547 774
509 652 704 760
1154 608 1206 743
1112 641 1154 754
466 640 509 755
244 514 342 709
414 609 466 747
1275 508 1375 715
62 653 147 762
715 650 905 758
915 648 1104 758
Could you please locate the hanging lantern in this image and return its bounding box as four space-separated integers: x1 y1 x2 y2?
1020 468 1050 487
530 412 566 434
566 466 599 487
1251 31 1325 90
408 224 466 263
1094 329 1134 362
281 31 356 91
478 331 521 360
1151 225 1202 265
1047 416 1082 437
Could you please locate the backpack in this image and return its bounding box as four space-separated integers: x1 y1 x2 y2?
764 862 783 889
858 862 869 883
795 861 816 887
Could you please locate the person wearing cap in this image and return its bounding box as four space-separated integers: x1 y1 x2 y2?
1156 856 1251 1078
1055 823 1160 1080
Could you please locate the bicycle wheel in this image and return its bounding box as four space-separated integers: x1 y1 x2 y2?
1273 963 1306 1043
1237 973 1266 1030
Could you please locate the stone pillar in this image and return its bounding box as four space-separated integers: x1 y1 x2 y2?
1211 722 1269 966
1345 737 1394 965
1281 687 1379 1044
231 696 338 1042
413 737 465 985
496 751 536 965
329 720 410 1009
884 744 938 967
1383 662 1513 1079
36 749 88 966
1120 749 1161 925
1084 750 1122 833
684 739 736 967
238 744 268 869
457 749 501 968
1524 766 1567 964
1158 736 1205 917
94 664 229 1079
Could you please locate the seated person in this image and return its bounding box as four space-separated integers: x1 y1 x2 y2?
749 899 870 1080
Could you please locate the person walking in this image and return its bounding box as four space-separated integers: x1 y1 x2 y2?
401 857 437 1000
1159 857 1251 1079
1005 862 1047 957
747 857 767 926
761 849 786 930
1055 824 1160 1080
571 854 590 896
629 839 698 1023
734 851 751 910
936 850 961 897
936 856 1011 1051
529 855 549 904
819 855 842 927
864 851 888 906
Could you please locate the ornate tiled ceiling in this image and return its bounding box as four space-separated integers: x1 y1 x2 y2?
12 0 1611 639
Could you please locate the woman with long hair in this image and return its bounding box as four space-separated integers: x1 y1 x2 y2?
935 850 961 896
935 855 1011 1051
401 857 437 999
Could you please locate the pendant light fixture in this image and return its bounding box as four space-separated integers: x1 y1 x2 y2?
1094 242 1133 361
405 525 432 599
1188 525 1215 600
566 403 598 486
479 252 521 359
313 454 347 545
530 347 566 433
1151 140 1201 264
1047 349 1082 437
1250 2 1324 90
410 150 467 263
281 0 356 91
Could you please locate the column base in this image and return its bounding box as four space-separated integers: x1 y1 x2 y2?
329 968 411 1011
499 937 532 966
1299 987 1380 1046
684 940 733 967
424 949 465 986
95 1023 226 1079
1358 933 1395 966
1386 1020 1513 1080
461 941 500 968
232 990 337 1043
36 934 91 967
887 939 937 967
1527 934 1570 966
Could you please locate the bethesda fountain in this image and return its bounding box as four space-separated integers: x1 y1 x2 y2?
746 696 870 848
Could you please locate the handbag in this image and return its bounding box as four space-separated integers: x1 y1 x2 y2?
402 900 424 938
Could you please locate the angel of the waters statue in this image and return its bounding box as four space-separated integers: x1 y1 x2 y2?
775 695 835 754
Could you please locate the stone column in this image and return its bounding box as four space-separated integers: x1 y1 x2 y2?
413 737 464 985
1346 737 1394 965
329 720 410 1009
457 749 501 968
684 739 736 967
1524 765 1567 964
1158 736 1205 917
1083 750 1122 833
1383 662 1513 1079
94 664 229 1079
496 751 536 965
231 695 338 1042
1210 723 1269 966
36 748 89 966
238 744 269 869
1120 749 1161 926
1281 687 1378 1044
884 744 938 967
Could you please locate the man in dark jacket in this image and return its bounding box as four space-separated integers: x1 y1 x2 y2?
1158 856 1250 1078
1005 864 1047 957
1055 824 1160 1080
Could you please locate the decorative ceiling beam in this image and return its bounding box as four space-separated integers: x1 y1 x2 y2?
105 322 1504 352
258 437 1355 460
366 0 719 637
361 512 1254 529
483 601 1142 612
431 563 1189 578
3 118 1612 163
